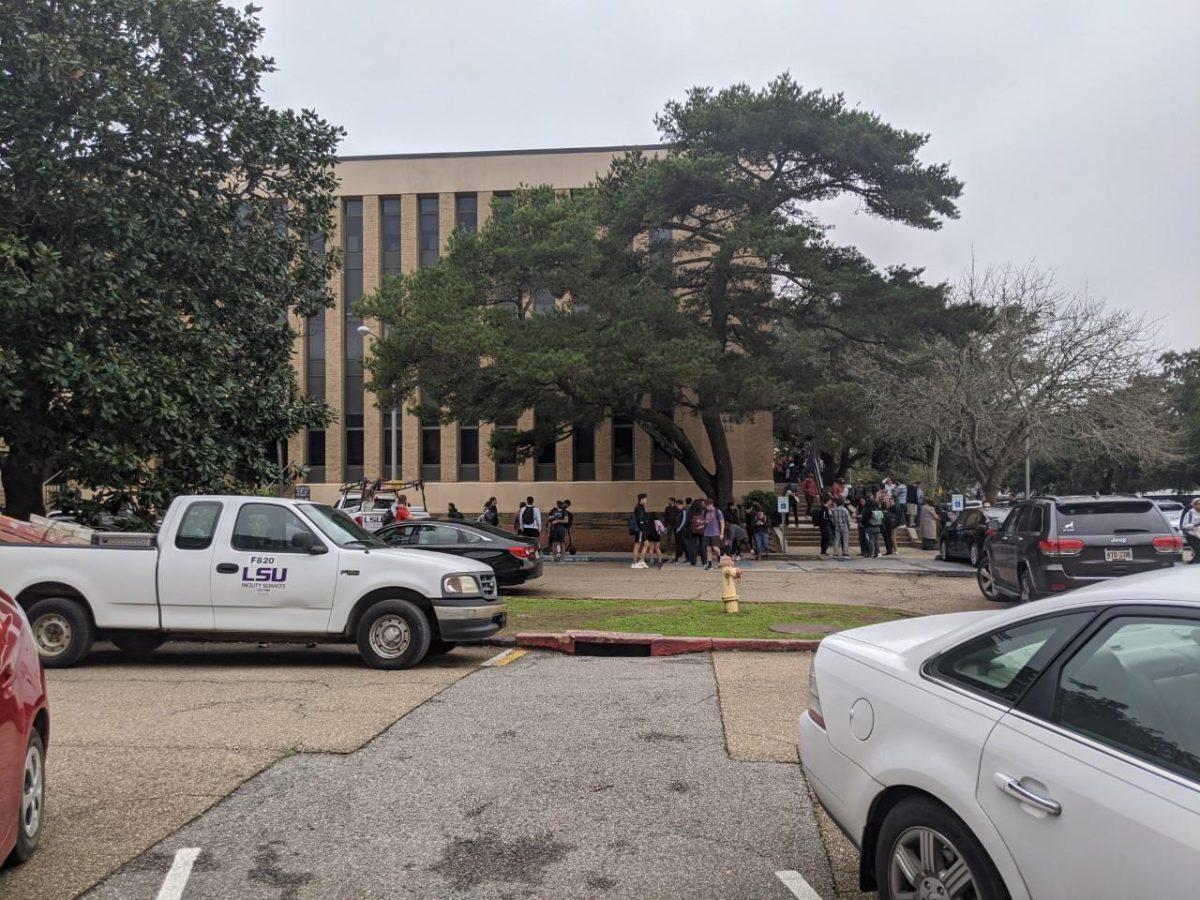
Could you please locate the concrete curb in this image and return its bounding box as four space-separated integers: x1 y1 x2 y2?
482 630 819 655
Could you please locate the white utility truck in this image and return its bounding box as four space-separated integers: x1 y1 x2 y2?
0 496 506 669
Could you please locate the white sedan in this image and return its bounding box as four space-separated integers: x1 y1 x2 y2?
799 566 1199 900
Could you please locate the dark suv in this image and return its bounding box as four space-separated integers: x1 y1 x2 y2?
977 495 1183 602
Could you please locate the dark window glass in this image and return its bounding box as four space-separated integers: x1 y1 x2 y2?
231 503 318 553
419 195 439 268
1054 501 1168 536
175 502 222 550
1003 506 1024 536
612 415 635 481
1053 616 1200 782
459 422 480 481
495 418 518 481
307 430 326 468
935 613 1093 705
381 408 401 480
1024 505 1044 534
421 410 441 481
381 198 401 276
535 414 557 481
651 400 674 481
573 424 595 481
343 199 363 252
455 194 478 232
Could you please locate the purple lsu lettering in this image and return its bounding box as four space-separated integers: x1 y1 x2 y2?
241 566 288 583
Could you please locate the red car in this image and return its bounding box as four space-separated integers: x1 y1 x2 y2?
0 588 48 865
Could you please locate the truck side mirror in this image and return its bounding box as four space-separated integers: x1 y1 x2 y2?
291 531 326 554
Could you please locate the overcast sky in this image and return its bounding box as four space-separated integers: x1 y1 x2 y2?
244 0 1200 351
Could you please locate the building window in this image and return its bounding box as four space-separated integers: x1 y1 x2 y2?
343 199 365 483
420 408 441 482
381 198 401 277
495 417 518 482
381 407 401 481
458 422 480 481
418 195 439 267
306 429 326 483
651 397 675 481
532 288 556 316
572 424 595 481
455 194 477 233
535 413 557 481
612 414 635 481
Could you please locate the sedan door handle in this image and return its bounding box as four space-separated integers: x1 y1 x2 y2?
994 773 1061 816
215 563 239 574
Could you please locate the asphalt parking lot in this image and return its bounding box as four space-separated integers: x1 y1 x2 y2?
87 651 834 899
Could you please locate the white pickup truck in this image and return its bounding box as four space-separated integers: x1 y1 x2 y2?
0 496 506 669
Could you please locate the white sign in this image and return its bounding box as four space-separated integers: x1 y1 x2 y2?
951 493 964 511
294 485 311 500
777 495 790 516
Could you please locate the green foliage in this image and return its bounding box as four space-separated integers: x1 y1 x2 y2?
364 74 962 504
0 0 343 518
741 489 779 514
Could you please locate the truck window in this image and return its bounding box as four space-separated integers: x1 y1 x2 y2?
175 502 223 550
231 503 317 553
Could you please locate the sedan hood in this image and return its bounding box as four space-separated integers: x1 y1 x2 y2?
358 546 493 577
837 610 997 655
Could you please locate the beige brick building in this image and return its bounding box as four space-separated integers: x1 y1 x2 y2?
290 146 773 513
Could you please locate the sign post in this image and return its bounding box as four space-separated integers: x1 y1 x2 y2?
951 493 964 512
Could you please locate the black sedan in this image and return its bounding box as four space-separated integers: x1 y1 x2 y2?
375 518 543 586
938 506 1010 566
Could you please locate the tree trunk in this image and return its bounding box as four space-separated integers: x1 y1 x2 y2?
0 445 48 520
928 435 941 490
700 407 735 507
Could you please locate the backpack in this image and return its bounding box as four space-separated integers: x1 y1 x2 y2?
870 509 884 527
654 519 666 536
627 513 639 536
522 505 535 526
690 511 708 534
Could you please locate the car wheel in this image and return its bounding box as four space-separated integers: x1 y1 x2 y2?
9 729 46 864
938 539 950 561
426 639 457 656
875 796 1009 900
356 598 432 669
976 557 1003 602
27 597 94 668
969 542 980 567
111 632 166 655
1019 568 1040 603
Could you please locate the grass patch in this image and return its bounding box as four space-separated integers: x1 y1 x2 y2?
502 597 909 640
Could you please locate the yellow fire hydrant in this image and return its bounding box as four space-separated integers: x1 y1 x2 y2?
719 554 741 614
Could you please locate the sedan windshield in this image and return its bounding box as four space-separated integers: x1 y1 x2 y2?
302 504 386 548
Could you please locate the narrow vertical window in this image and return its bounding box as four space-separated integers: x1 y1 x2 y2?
343 199 365 482
381 198 401 278
455 194 478 233
305 231 327 482
612 415 635 481
495 417 518 482
572 424 595 481
418 195 439 267
651 395 675 480
458 422 480 481
535 412 557 481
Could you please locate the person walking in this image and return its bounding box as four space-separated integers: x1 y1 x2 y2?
813 497 832 556
702 498 725 570
920 496 940 550
881 498 899 556
1181 498 1200 564
856 497 870 556
662 498 678 560
904 480 920 527
829 500 852 560
865 500 884 558
519 496 542 541
562 499 576 555
642 511 664 568
671 498 689 563
750 502 770 560
629 493 650 569
801 474 820 517
478 497 499 527
831 478 847 503
785 481 801 528
685 498 705 566
547 501 568 562
893 481 908 525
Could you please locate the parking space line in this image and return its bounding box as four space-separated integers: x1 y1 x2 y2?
775 869 822 900
482 648 528 667
156 848 202 900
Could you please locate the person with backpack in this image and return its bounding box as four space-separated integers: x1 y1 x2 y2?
642 511 665 568
865 499 884 558
519 496 541 541
629 493 650 569
750 502 770 560
562 499 576 556
478 497 499 527
547 501 568 562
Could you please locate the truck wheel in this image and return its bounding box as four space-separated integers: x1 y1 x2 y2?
356 599 432 669
111 633 166 655
27 597 94 668
426 639 457 656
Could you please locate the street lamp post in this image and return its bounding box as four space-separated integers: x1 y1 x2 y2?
356 324 398 481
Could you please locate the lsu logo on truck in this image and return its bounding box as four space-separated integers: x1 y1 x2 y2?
241 556 288 593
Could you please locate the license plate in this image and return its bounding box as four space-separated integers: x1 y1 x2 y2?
1105 548 1133 562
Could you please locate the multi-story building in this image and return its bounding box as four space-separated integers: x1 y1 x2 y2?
289 145 772 513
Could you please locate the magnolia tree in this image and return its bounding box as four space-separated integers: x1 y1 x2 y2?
876 265 1178 500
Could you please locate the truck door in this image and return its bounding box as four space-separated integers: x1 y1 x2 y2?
158 499 223 629
211 501 339 633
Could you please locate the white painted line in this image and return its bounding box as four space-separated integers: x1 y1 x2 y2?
156 848 201 900
775 869 823 900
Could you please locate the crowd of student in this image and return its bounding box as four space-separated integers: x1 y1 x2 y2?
626 493 777 570
786 475 942 560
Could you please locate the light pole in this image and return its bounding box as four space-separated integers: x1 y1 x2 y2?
356 324 398 481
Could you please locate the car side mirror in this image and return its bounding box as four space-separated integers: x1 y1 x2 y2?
291 531 326 554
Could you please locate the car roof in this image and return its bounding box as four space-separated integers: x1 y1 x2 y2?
1039 494 1148 504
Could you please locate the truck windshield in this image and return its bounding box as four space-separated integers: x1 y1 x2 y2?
302 504 386 548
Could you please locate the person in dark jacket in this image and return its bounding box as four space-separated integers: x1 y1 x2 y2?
671 498 689 563
630 493 649 569
813 497 833 556
881 499 899 556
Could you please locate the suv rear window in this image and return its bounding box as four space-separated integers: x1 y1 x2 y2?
1055 501 1167 535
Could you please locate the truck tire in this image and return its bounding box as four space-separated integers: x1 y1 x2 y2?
111 632 166 656
27 597 94 668
426 639 457 656
356 598 432 669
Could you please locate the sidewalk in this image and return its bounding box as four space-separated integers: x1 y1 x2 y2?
540 551 974 577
